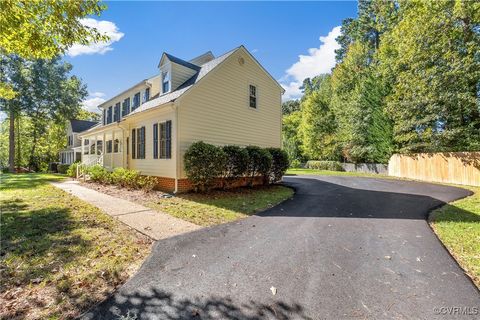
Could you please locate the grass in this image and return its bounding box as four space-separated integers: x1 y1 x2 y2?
146 185 294 226
286 168 391 178
0 173 152 320
429 186 480 288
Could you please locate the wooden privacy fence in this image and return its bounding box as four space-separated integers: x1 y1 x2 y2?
388 152 480 186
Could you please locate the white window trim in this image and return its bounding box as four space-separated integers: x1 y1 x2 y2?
248 83 259 111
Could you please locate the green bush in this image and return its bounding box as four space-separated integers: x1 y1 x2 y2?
57 164 69 174
306 160 344 171
245 146 272 186
221 145 249 188
137 176 157 192
266 148 289 183
87 165 108 183
66 162 79 178
110 168 141 189
184 141 227 192
290 159 302 168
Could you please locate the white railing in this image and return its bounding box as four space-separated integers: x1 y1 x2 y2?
76 154 103 180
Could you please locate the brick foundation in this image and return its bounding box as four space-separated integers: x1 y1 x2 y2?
153 176 266 193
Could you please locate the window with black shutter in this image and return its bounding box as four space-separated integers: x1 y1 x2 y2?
114 139 120 153
144 88 150 103
114 102 120 121
131 129 136 159
122 98 130 116
166 120 172 159
136 127 145 159
107 106 113 123
159 122 166 158
153 123 158 159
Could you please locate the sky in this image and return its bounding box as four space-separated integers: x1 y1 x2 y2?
65 1 358 113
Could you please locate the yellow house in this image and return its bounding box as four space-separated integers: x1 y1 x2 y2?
79 46 284 192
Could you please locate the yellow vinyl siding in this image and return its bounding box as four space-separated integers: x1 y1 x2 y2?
177 48 282 178
125 106 176 178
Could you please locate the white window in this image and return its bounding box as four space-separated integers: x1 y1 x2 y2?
249 85 257 108
162 71 170 93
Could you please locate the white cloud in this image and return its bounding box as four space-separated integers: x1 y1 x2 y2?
280 26 341 101
67 18 124 57
82 92 106 113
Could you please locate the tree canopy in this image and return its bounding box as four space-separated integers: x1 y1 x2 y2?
282 0 479 165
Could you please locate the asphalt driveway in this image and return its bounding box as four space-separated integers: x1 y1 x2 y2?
83 176 480 320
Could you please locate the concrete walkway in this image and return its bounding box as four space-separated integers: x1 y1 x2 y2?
51 180 201 240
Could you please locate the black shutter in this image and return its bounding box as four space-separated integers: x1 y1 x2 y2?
141 126 146 159
166 120 172 159
153 123 158 159
131 129 136 159
103 109 106 125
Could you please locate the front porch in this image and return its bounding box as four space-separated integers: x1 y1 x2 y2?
81 128 127 171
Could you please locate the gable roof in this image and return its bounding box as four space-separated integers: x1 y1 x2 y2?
70 119 98 133
159 53 201 71
130 46 239 116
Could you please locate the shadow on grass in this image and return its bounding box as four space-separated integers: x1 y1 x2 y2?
0 173 64 191
82 287 313 320
0 197 92 298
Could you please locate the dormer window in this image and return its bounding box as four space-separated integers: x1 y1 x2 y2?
132 92 140 110
162 71 170 93
144 88 150 103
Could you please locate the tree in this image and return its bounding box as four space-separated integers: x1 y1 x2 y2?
0 56 88 171
378 0 480 152
299 74 340 160
282 100 300 115
0 0 107 98
282 110 303 166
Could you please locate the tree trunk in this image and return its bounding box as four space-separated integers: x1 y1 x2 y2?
16 115 21 167
29 128 38 171
8 107 15 173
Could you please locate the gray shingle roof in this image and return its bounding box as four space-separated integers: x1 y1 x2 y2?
70 119 98 132
164 53 201 71
129 47 239 116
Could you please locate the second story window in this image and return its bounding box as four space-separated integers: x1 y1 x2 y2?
143 88 150 103
114 102 121 122
162 71 170 93
132 92 140 110
249 85 257 109
107 106 113 124
122 98 130 117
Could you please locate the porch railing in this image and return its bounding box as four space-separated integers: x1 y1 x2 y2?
76 154 103 180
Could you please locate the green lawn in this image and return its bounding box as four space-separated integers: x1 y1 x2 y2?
146 185 293 226
0 173 152 320
429 186 480 288
286 168 391 178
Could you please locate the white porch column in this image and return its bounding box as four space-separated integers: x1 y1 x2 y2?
102 132 106 166
81 138 84 163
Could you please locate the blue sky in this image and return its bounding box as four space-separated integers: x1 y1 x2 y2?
66 1 358 112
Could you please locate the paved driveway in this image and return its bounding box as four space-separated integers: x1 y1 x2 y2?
83 176 479 320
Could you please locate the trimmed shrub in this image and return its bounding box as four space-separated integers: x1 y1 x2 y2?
266 148 289 183
306 160 344 171
66 162 79 178
110 168 141 189
221 145 249 188
87 165 108 183
137 176 157 192
57 164 69 174
245 146 272 186
184 141 227 192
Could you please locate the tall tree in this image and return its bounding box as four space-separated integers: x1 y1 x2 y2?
299 74 340 160
378 0 480 152
0 57 87 171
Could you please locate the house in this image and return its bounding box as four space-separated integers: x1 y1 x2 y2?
79 46 284 192
59 119 98 164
